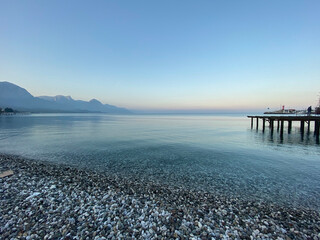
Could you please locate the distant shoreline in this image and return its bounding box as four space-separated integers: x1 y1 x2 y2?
1 153 319 239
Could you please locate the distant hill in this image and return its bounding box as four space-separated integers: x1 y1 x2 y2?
0 81 130 113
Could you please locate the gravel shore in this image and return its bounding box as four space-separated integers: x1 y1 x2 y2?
1 154 320 240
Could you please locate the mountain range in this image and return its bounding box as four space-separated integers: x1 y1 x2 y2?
0 81 129 113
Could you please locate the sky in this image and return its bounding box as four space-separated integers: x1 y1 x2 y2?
0 0 319 113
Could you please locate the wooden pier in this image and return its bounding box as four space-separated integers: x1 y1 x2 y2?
247 115 320 139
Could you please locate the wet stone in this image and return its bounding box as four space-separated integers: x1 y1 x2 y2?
1 154 320 239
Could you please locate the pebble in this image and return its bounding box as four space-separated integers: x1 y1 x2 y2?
1 154 320 239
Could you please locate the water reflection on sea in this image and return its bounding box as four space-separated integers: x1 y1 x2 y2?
250 122 319 146
0 113 319 210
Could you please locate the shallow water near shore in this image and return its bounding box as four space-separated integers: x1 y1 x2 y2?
1 113 320 210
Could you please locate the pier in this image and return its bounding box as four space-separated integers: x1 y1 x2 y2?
247 115 320 139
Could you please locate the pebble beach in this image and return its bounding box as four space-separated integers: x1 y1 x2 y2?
1 154 320 240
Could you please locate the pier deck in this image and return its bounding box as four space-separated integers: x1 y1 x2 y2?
247 115 320 138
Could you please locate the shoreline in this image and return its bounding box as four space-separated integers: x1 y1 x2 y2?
1 154 320 239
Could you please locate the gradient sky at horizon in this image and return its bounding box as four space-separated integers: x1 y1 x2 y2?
0 0 319 112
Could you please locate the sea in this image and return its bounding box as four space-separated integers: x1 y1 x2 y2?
1 113 319 210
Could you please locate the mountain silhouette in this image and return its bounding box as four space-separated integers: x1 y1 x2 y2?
0 81 129 113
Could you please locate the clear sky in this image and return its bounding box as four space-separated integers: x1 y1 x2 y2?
0 0 319 112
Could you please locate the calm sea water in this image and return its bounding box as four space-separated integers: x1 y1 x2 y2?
1 113 320 209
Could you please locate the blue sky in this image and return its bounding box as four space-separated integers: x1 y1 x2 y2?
0 0 319 112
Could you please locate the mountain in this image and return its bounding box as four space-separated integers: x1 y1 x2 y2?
38 95 129 113
0 82 60 111
0 81 33 100
0 81 130 113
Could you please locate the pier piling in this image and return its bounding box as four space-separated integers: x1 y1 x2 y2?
280 120 284 137
247 115 320 139
300 121 305 133
315 121 320 137
269 119 274 134
288 120 292 134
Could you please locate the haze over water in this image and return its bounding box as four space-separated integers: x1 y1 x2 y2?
1 113 320 210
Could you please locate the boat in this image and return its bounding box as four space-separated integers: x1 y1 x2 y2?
264 106 297 114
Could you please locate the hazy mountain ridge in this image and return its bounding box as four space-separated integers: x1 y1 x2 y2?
0 81 129 113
